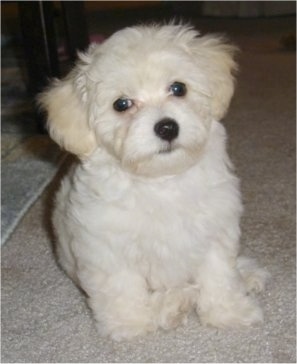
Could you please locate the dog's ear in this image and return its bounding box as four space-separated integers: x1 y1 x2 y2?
38 53 97 158
190 34 238 120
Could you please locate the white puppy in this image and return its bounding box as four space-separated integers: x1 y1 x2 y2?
40 24 268 340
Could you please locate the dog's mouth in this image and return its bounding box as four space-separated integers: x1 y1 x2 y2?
158 143 176 154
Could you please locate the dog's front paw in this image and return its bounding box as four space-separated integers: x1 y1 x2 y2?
93 307 156 341
89 293 156 341
152 287 195 330
198 294 263 328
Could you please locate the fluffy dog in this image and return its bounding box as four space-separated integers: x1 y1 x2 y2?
40 23 268 340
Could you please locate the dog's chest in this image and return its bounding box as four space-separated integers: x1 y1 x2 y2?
74 166 217 264
59 161 238 288
77 164 210 233
92 173 211 287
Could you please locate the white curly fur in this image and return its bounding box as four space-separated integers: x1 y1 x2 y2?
39 24 268 340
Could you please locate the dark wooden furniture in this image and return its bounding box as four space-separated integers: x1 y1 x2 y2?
18 1 89 131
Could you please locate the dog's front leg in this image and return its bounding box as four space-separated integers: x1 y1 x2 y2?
195 248 263 328
81 270 156 341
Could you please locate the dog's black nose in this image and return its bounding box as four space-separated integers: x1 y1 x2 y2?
154 118 179 142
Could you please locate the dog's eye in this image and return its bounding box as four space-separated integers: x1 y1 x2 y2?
113 98 133 112
169 82 187 97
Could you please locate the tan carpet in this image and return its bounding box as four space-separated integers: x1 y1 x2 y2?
1 16 295 363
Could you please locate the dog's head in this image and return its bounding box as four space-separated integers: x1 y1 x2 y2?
39 24 237 177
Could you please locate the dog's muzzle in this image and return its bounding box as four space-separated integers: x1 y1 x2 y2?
154 118 179 142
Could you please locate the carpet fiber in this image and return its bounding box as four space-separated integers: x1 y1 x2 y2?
1 16 295 363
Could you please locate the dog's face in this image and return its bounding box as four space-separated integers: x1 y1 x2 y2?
40 25 237 177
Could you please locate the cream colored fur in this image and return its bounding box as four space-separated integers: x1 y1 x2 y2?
40 24 268 341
